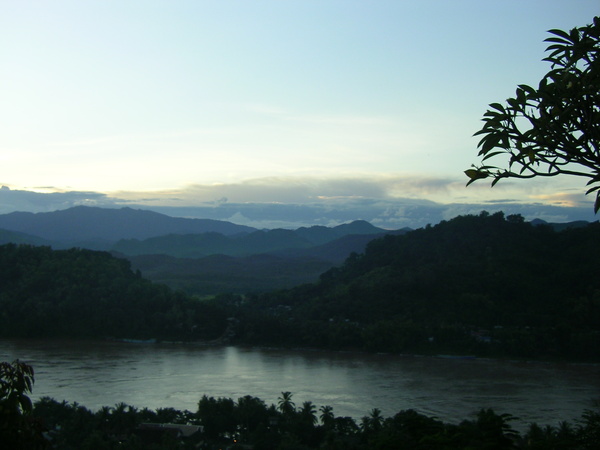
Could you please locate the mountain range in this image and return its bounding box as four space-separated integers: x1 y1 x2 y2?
0 206 255 245
0 206 404 294
1 206 591 296
112 219 391 258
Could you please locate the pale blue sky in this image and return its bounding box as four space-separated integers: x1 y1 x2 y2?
1 1 599 227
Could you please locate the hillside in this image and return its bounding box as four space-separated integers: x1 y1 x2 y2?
233 212 600 359
2 211 599 360
117 226 396 295
111 220 389 258
125 253 335 295
0 229 51 246
0 244 227 339
0 206 256 247
0 206 398 296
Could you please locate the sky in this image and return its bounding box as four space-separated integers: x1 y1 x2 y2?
1 1 599 229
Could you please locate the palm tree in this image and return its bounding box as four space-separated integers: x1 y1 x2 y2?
300 401 317 426
96 405 113 433
361 408 383 434
319 405 335 428
111 402 139 435
277 391 296 415
369 408 383 431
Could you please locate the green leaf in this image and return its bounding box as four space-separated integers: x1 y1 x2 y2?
464 169 489 186
479 134 503 153
464 169 483 180
482 151 505 161
491 176 503 187
546 28 572 42
488 103 505 112
585 184 600 194
517 84 536 95
544 37 570 45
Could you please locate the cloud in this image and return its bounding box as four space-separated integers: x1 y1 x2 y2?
528 192 584 208
0 175 597 231
111 174 462 206
0 186 117 214
146 197 597 231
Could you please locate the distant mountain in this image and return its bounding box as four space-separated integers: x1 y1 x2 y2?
111 220 391 258
295 220 388 245
0 229 51 246
271 229 410 264
115 229 406 295
530 218 592 231
0 207 405 296
123 252 334 295
0 206 256 246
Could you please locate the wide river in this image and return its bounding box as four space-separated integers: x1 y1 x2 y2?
1 339 599 430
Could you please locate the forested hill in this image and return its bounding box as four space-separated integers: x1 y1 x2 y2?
0 244 226 339
235 212 600 360
1 212 599 360
0 206 256 245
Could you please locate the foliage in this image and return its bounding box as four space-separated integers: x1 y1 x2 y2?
0 360 46 449
21 390 600 449
465 17 600 212
2 213 600 361
127 252 333 296
0 244 227 340
233 212 600 360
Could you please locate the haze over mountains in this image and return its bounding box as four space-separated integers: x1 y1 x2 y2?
0 206 593 296
0 206 255 245
0 206 402 294
3 210 598 361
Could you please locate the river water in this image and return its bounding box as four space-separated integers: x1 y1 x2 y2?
1 339 599 429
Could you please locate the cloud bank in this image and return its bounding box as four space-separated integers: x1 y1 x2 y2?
1 174 597 231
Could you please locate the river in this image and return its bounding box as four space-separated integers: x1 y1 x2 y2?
1 339 599 430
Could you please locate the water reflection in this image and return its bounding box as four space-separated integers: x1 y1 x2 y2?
1 339 598 429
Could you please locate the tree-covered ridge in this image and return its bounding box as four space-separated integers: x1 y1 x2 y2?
234 212 600 359
1 212 600 360
112 220 388 258
0 244 226 340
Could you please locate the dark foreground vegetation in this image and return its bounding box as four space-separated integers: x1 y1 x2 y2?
1 212 600 360
24 396 600 450
2 359 600 450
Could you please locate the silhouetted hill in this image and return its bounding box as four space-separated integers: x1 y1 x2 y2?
0 207 402 297
116 233 406 296
2 211 600 361
112 222 396 294
295 220 388 245
530 218 591 231
0 206 256 246
0 244 226 339
0 228 51 246
124 252 334 295
271 230 410 264
113 232 232 258
234 212 600 359
111 220 389 258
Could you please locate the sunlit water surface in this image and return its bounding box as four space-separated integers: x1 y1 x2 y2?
1 339 599 429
